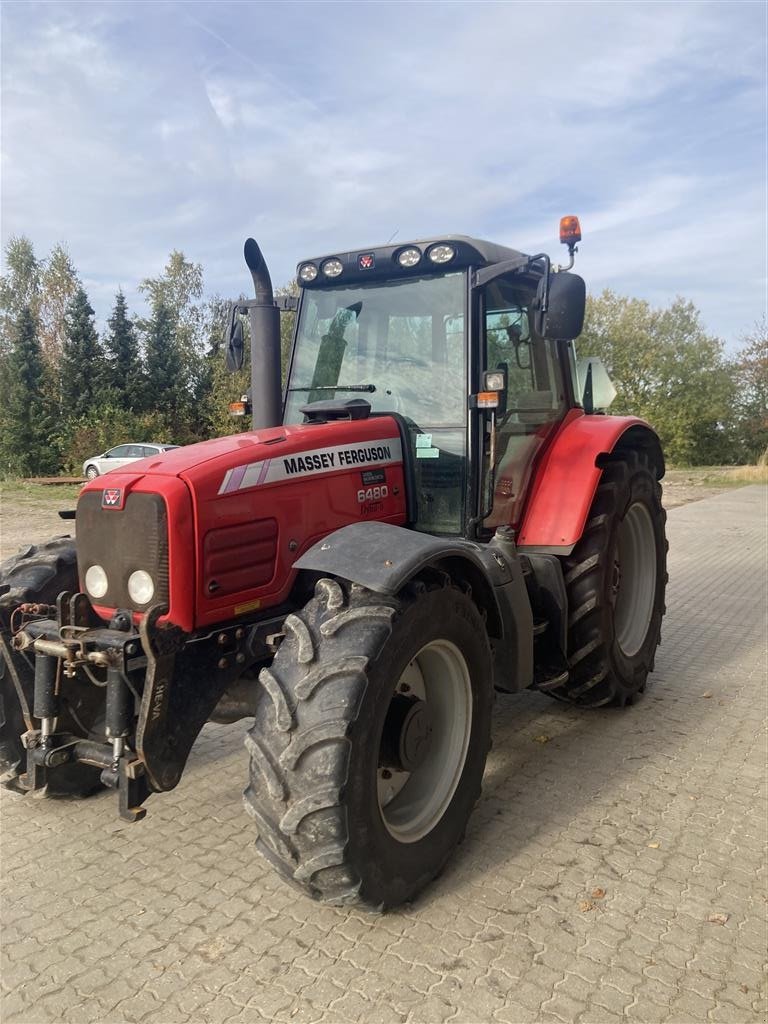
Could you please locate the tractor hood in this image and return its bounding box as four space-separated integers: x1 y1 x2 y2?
77 417 408 632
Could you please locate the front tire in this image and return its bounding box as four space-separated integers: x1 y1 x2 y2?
550 450 667 707
0 539 104 795
244 578 493 909
85 465 99 480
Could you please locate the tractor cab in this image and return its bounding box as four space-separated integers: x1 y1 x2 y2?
282 226 586 537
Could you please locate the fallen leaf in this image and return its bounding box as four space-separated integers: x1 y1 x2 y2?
591 887 606 899
533 734 551 744
701 691 713 698
740 984 749 994
578 899 596 912
706 913 729 926
647 842 660 849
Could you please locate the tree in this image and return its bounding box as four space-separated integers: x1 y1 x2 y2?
0 236 41 355
38 244 80 369
142 298 184 424
0 307 56 475
732 318 768 463
59 287 106 420
138 251 205 433
578 291 737 465
103 290 142 408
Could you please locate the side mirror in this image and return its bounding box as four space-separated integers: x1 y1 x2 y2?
537 272 586 341
225 307 244 372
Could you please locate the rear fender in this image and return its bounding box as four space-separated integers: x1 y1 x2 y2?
517 416 664 554
294 521 533 692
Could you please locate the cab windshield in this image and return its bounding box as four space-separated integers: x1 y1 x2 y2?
284 273 467 534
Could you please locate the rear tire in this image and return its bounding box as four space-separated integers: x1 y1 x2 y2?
244 578 493 909
549 450 667 708
0 539 104 795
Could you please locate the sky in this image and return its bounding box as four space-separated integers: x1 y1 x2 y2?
1 0 766 349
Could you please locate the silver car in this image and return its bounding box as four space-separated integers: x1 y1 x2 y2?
82 443 179 480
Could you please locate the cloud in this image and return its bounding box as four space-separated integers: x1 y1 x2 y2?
0 0 764 348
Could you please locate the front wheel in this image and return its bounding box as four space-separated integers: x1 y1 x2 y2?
550 449 668 708
244 578 493 909
85 465 99 480
0 539 105 795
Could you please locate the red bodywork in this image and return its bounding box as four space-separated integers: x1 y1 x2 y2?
79 409 659 631
80 418 407 632
517 413 655 549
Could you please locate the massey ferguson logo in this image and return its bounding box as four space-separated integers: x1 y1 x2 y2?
358 253 375 270
102 488 124 510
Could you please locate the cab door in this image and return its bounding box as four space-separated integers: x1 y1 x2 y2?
481 274 568 530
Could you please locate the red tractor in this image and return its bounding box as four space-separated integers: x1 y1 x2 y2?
0 219 667 909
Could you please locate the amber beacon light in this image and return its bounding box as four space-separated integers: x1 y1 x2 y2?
559 215 582 246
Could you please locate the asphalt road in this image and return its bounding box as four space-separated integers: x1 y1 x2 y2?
1 486 766 1024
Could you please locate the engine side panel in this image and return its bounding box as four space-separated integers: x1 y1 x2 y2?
517 415 661 552
181 417 408 629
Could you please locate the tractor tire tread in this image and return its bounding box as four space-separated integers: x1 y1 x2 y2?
547 449 667 708
244 579 398 906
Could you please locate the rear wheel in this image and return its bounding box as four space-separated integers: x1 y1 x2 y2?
244 578 493 909
0 539 104 795
549 450 667 707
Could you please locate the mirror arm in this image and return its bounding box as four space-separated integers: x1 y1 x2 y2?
471 255 530 290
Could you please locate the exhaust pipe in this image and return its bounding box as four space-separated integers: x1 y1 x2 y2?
243 238 282 430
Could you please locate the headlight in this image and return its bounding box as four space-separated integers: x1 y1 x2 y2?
127 570 155 605
484 371 506 392
298 263 318 282
85 564 108 600
427 244 456 264
397 247 421 268
322 258 343 278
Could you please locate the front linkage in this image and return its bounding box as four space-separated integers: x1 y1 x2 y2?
5 590 286 821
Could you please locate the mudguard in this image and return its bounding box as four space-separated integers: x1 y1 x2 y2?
517 415 664 553
293 521 534 692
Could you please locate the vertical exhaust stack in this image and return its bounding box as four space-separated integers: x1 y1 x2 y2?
244 238 282 430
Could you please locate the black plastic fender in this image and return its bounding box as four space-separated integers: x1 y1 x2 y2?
293 521 533 692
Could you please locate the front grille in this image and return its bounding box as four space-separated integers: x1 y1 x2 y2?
77 491 169 610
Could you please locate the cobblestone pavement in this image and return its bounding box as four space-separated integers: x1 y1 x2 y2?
1 487 766 1024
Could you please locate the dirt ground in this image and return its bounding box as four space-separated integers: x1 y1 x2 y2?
0 468 763 563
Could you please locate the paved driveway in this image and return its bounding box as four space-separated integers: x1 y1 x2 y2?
1 487 766 1024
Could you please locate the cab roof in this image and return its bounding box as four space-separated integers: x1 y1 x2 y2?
296 235 529 288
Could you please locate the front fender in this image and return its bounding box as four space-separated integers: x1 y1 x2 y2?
293 521 534 692
518 415 664 553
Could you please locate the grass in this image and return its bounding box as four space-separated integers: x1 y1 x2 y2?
665 465 768 488
0 480 84 503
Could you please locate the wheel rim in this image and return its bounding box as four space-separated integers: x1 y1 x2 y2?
86 467 98 479
377 639 472 843
613 501 657 658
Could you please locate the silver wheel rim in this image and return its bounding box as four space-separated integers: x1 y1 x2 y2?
613 501 657 658
377 639 472 843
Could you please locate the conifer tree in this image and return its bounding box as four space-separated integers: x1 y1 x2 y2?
60 287 106 420
0 307 55 475
143 298 183 418
103 290 142 407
